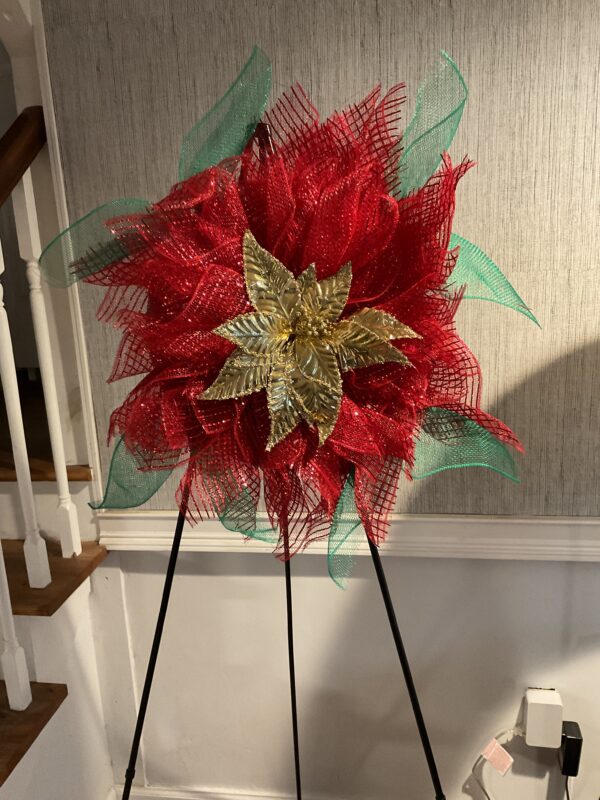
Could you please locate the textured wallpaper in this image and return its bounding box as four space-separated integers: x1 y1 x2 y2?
41 0 600 515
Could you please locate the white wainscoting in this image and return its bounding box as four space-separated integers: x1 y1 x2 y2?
98 512 600 562
96 547 600 800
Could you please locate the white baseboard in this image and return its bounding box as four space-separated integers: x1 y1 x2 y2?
118 787 291 800
98 510 600 563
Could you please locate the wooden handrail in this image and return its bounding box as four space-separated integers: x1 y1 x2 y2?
0 106 46 207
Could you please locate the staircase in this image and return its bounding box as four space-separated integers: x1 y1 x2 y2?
0 539 108 788
0 538 114 800
0 4 115 798
0 680 68 785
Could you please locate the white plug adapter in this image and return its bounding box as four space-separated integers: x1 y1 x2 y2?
524 688 563 748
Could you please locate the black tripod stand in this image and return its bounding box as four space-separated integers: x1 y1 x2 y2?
367 536 446 800
121 501 188 800
121 516 445 800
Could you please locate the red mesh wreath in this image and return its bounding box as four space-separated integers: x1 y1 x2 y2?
81 80 521 559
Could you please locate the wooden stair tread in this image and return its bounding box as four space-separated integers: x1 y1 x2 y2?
0 451 92 482
0 680 68 786
2 540 108 616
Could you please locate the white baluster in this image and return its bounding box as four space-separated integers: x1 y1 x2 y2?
26 260 82 556
12 170 82 557
0 541 31 710
0 243 51 588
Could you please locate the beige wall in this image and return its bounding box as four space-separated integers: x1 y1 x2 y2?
41 0 600 516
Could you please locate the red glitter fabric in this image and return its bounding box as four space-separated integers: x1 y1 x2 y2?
83 83 521 557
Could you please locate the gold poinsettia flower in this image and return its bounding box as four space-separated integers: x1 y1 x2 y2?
202 231 420 450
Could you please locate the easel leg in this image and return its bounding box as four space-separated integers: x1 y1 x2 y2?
285 556 302 800
367 535 446 800
122 500 188 800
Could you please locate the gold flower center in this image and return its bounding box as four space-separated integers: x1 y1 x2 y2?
202 231 420 450
294 314 334 340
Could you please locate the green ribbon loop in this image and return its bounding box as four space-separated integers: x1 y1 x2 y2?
219 488 278 544
412 407 519 482
178 46 272 181
90 436 173 510
38 198 149 288
327 471 363 589
398 51 467 197
448 234 539 325
39 49 271 282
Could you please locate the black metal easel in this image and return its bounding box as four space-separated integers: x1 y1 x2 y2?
120 507 444 800
285 557 302 800
367 535 446 800
119 495 304 800
121 496 188 800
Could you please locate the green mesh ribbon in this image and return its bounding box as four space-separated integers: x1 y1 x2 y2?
219 489 278 544
412 408 519 482
399 51 467 197
39 48 272 289
448 234 539 324
91 436 173 510
39 198 149 288
178 46 272 181
39 49 273 510
326 406 519 586
327 471 363 589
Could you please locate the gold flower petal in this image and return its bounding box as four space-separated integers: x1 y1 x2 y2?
317 416 340 445
296 264 318 316
290 365 342 445
243 230 300 321
337 340 412 371
332 319 412 372
266 353 300 450
348 307 421 341
298 261 352 323
332 317 382 349
214 312 289 356
202 350 270 401
294 336 339 388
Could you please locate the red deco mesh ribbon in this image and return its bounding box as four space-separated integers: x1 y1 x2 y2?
40 49 532 577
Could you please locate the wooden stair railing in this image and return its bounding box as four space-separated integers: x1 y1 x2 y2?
0 107 52 588
0 108 89 482
0 106 47 207
1 105 86 563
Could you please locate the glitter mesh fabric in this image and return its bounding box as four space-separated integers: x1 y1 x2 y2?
39 49 533 580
